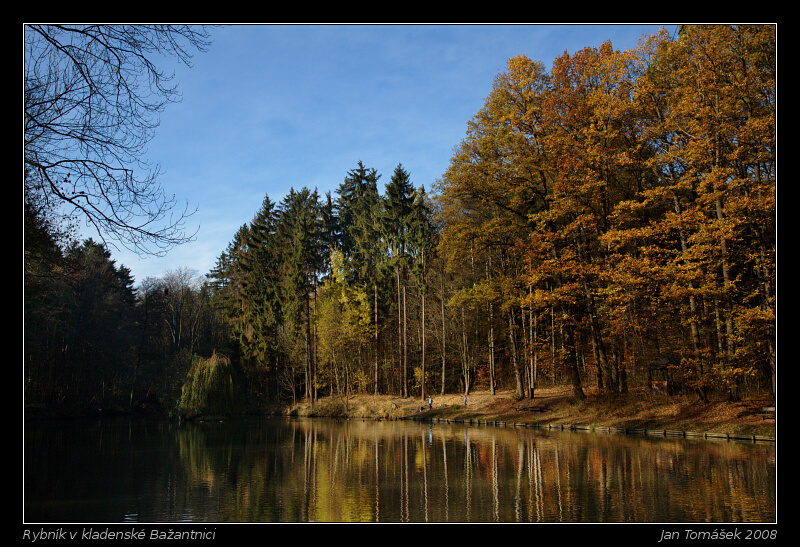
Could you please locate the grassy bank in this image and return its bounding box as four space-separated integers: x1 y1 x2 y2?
284 385 776 440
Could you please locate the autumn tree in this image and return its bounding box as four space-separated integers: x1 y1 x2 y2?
437 55 558 399
532 40 649 395
315 249 374 401
615 25 776 400
436 26 774 404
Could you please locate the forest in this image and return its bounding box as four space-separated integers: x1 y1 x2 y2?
24 25 775 419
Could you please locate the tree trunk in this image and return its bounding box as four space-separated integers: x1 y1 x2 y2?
715 194 738 400
529 307 537 399
421 288 426 402
563 319 585 400
440 268 447 396
583 278 614 393
508 308 523 398
397 269 402 396
460 307 470 395
374 282 379 395
673 192 707 402
403 276 408 398
489 302 496 396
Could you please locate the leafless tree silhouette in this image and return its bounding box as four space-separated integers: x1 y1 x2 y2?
25 25 214 256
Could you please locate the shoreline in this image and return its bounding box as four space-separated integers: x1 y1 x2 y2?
284 385 776 442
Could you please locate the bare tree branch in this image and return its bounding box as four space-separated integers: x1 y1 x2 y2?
24 24 215 257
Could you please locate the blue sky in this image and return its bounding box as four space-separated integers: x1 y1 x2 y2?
110 24 670 286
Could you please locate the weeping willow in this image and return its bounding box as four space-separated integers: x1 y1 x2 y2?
176 352 237 419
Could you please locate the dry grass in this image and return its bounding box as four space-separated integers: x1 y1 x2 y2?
286 385 775 439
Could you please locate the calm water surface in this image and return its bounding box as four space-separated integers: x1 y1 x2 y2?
24 416 775 523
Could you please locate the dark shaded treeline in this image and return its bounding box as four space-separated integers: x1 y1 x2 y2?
24 25 775 418
24 192 225 415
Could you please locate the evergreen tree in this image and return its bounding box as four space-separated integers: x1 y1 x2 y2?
335 161 384 285
277 188 325 402
240 195 282 398
384 164 416 396
218 225 254 358
335 162 386 394
37 239 138 413
409 185 437 400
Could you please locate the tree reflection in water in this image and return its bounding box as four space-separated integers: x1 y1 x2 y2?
24 416 775 523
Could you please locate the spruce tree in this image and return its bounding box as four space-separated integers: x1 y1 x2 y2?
277 187 325 402
241 195 282 398
335 162 386 394
384 164 416 397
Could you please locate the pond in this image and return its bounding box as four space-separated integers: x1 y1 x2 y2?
24 415 775 524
